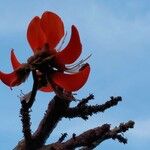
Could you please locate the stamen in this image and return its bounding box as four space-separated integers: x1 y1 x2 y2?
56 31 67 52
67 59 84 67
66 54 92 70
65 65 81 73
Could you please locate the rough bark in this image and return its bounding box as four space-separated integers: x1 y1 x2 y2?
14 95 134 150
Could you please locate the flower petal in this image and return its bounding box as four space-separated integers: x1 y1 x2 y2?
55 25 82 65
0 71 21 87
11 49 22 70
39 84 53 92
41 11 64 50
51 63 90 91
27 16 47 53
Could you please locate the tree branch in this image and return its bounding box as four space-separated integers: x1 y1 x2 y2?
14 95 134 150
39 120 134 150
80 120 135 150
64 96 122 120
19 70 38 150
20 100 32 150
26 71 38 108
31 96 71 149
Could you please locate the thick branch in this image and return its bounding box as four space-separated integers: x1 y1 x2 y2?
20 71 38 107
39 120 134 150
19 71 38 150
31 96 71 149
20 101 32 150
14 95 134 150
64 96 122 120
27 71 38 107
81 120 135 150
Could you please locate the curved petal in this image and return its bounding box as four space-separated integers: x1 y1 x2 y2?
0 71 21 87
41 11 64 50
51 63 90 91
55 25 82 65
39 84 53 92
27 16 47 53
11 49 22 70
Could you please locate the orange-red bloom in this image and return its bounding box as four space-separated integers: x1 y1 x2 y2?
0 11 90 92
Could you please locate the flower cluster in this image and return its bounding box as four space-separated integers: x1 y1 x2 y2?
0 11 90 93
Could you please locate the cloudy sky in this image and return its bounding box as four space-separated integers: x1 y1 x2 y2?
0 0 150 149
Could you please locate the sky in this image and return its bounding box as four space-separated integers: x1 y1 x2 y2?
0 0 150 149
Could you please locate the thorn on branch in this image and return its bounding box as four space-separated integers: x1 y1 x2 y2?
77 94 94 107
72 133 76 140
58 133 68 143
112 134 127 144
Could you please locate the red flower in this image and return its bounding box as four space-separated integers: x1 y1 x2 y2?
0 11 90 92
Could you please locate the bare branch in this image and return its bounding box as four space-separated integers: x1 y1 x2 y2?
26 71 38 108
39 121 134 150
31 96 71 149
19 70 38 150
14 95 134 150
64 96 122 120
20 101 32 150
81 120 135 150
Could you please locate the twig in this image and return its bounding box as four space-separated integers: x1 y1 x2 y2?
77 94 94 107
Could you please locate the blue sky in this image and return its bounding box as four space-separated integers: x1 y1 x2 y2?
0 0 150 149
